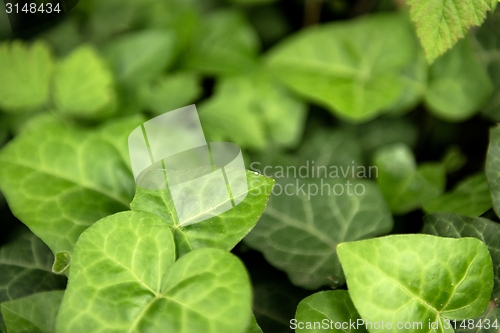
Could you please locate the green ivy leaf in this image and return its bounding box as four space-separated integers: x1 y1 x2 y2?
487 126 500 218
0 115 143 255
182 9 260 75
52 45 115 119
199 72 306 150
454 301 500 333
266 13 420 122
0 228 66 332
423 174 492 217
424 38 493 121
407 0 496 63
247 316 264 333
103 30 176 87
139 73 202 116
338 235 494 332
0 41 54 111
245 178 393 289
131 171 274 257
56 211 253 333
374 143 446 214
423 213 500 300
1 291 63 333
295 290 368 333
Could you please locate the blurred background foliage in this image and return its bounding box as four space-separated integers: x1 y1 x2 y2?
0 0 499 332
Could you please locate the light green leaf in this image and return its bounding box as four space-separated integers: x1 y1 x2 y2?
423 174 492 217
247 316 264 333
423 213 500 300
338 234 494 333
407 0 496 63
0 115 143 255
374 143 446 214
0 41 53 111
56 211 252 333
140 73 202 116
52 45 115 119
131 171 274 257
199 72 306 150
0 228 66 332
295 290 368 333
424 38 493 121
245 178 393 289
487 126 500 219
266 13 419 122
182 9 260 75
1 291 64 333
103 30 176 87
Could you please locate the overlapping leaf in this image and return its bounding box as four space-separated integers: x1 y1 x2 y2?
0 115 143 255
131 171 274 257
374 143 446 214
423 174 492 217
1 291 63 333
407 0 496 62
338 235 494 333
0 41 53 111
0 228 66 332
245 177 393 289
56 211 253 333
266 13 423 122
295 290 368 333
487 126 500 217
199 72 306 150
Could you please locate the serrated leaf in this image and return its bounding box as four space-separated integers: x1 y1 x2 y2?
423 174 492 217
103 30 176 87
0 115 143 255
407 0 496 63
266 13 419 122
245 178 393 289
131 171 274 257
423 213 500 300
487 126 500 218
52 45 115 119
295 290 368 333
182 9 260 75
338 235 494 333
0 228 66 332
56 211 252 333
1 290 63 333
0 41 53 111
140 73 202 116
424 38 492 121
374 143 446 214
199 72 306 150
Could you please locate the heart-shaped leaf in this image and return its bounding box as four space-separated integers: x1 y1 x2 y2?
56 211 253 333
374 143 446 214
0 228 66 332
423 174 492 217
338 235 494 332
0 115 143 255
295 290 368 333
1 290 63 333
245 177 393 289
131 171 274 257
266 13 421 122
